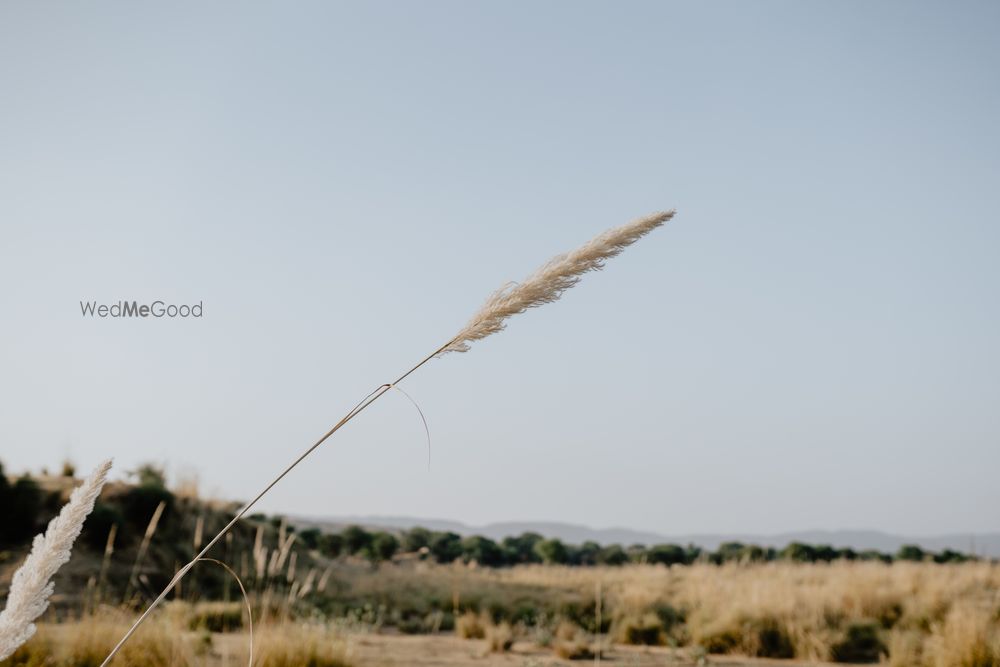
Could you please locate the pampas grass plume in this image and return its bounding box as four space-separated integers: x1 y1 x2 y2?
442 210 674 354
0 459 113 660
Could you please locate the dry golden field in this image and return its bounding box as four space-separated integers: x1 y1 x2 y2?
4 561 999 666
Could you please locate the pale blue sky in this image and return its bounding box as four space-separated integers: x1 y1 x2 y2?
1 2 997 536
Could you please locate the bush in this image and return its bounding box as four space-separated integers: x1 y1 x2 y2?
403 527 432 553
461 535 505 566
575 541 601 566
615 613 664 646
647 543 687 566
4 476 43 544
750 618 794 658
455 611 487 639
341 525 371 555
298 528 321 550
780 542 817 562
553 622 595 660
82 501 125 549
534 538 569 565
597 544 628 566
429 531 463 563
554 639 595 660
318 532 343 558
131 463 167 488
831 622 886 663
368 531 399 562
502 533 543 564
486 621 514 652
187 603 244 633
897 544 926 562
120 483 174 529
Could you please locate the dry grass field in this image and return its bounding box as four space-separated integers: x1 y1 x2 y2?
3 470 998 666
3 561 999 666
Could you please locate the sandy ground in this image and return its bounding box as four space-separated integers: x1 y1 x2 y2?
347 633 839 667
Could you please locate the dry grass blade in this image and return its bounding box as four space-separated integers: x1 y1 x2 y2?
127 499 167 596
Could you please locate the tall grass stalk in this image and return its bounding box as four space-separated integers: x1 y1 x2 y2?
99 211 673 665
126 499 166 597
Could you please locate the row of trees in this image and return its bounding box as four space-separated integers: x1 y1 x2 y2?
275 520 976 566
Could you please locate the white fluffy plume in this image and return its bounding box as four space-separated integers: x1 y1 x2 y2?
441 210 675 355
0 459 113 660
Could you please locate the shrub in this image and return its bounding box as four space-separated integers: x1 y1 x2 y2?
461 535 505 566
455 611 487 639
341 525 371 555
831 622 886 663
187 602 244 633
780 542 817 562
486 621 514 652
4 476 43 544
575 541 601 565
121 483 174 529
647 543 687 566
82 501 125 549
554 639 595 660
596 544 628 566
429 531 463 563
750 618 794 658
254 622 353 667
897 544 926 562
131 463 167 488
534 538 569 565
403 527 432 553
368 531 399 562
502 533 543 564
298 528 321 550
615 613 664 646
553 622 595 660
318 532 343 558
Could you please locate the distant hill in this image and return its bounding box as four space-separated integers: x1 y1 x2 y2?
291 515 1000 558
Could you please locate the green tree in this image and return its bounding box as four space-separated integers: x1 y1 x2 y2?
780 542 817 562
714 542 747 563
647 543 687 566
858 549 892 563
626 543 649 563
534 538 569 564
429 531 463 563
597 544 628 566
318 532 344 558
404 527 433 553
896 544 926 562
576 540 601 566
502 533 543 564
298 528 321 550
342 525 372 555
131 463 167 488
461 535 505 566
934 549 970 563
369 532 399 562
